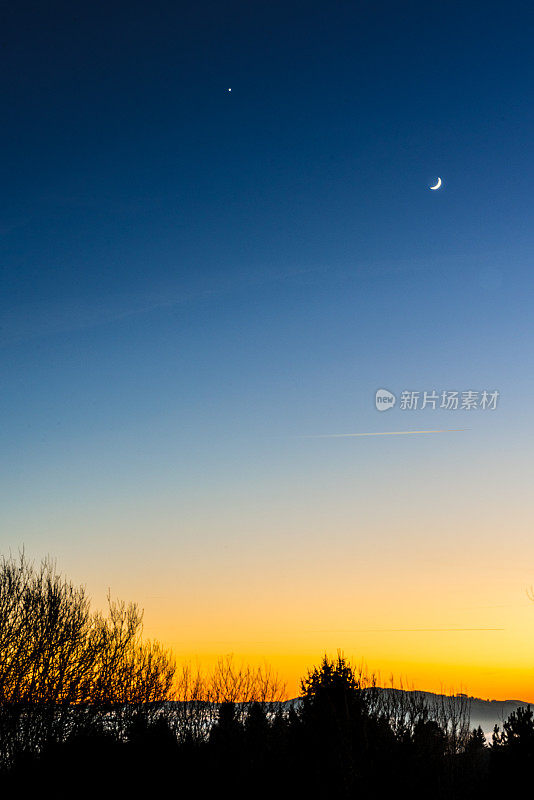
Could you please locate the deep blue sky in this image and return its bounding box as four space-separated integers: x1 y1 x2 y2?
2 0 533 437
2 0 533 309
1 0 534 646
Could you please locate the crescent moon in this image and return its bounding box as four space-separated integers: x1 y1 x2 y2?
430 177 442 190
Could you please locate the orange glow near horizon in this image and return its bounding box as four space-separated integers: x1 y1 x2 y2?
130 533 534 702
8 427 534 706
154 627 534 703
160 650 534 704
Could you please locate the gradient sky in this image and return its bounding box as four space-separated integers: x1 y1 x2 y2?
2 0 534 700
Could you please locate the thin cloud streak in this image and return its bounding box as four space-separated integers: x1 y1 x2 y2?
0 264 324 347
310 628 505 633
304 429 469 438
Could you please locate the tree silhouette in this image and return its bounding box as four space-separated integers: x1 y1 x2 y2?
0 555 520 799
466 725 487 754
297 652 381 796
0 552 176 770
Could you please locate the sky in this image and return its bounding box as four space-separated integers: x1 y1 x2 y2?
2 0 534 700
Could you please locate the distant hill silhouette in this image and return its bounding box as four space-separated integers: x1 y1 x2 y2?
164 686 529 739
282 688 530 738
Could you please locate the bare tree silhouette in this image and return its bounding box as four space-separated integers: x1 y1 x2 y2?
171 655 286 742
0 553 176 768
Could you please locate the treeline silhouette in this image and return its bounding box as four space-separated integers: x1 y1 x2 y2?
0 555 531 798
